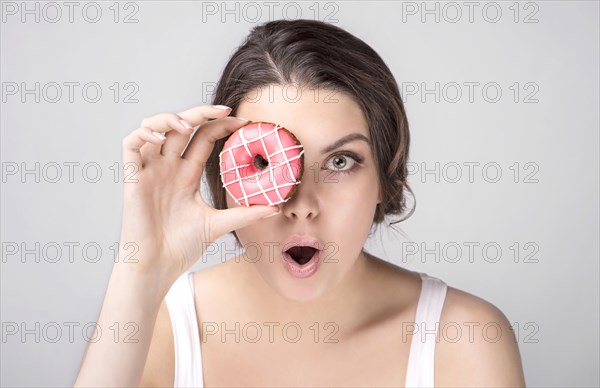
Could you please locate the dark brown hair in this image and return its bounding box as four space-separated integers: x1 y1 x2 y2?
205 19 415 243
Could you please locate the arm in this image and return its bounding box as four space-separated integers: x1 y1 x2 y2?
73 104 279 387
74 263 171 387
138 298 175 387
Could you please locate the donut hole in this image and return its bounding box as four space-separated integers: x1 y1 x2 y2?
253 154 269 170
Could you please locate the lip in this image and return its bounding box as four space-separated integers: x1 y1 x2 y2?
280 234 324 279
281 234 324 253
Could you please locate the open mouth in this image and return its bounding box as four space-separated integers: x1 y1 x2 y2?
285 246 318 265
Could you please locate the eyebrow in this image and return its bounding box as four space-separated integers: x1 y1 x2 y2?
320 133 371 154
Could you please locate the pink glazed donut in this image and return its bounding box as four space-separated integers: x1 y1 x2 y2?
219 121 304 206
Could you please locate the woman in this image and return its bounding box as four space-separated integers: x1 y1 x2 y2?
75 19 526 387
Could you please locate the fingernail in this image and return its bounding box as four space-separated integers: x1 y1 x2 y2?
213 105 231 110
261 210 280 219
152 131 166 140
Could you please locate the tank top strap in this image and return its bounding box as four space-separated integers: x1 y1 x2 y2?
164 271 204 387
404 272 448 388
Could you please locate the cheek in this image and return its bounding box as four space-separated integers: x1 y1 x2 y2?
224 187 235 209
321 169 379 206
319 173 379 240
320 175 377 267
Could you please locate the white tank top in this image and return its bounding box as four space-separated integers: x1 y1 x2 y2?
165 270 448 387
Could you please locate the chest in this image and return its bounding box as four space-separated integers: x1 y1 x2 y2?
198 317 414 386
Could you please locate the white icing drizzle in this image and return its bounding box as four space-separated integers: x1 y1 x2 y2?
218 123 304 206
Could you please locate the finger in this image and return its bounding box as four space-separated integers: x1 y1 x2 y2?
176 104 233 128
122 127 166 169
181 116 250 171
140 112 194 136
140 113 193 158
208 205 281 242
161 105 233 158
160 119 194 157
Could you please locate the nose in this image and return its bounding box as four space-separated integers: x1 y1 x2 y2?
281 174 319 220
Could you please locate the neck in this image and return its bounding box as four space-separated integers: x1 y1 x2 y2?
237 249 374 325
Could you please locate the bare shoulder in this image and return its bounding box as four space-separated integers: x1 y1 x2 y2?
364 254 526 386
435 286 527 387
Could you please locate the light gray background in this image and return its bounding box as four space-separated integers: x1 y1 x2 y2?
1 1 598 386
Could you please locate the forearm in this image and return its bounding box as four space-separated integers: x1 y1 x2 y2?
73 261 171 387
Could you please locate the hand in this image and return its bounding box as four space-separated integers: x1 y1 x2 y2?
118 104 280 284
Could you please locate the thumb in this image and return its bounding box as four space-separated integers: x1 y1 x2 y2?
211 205 281 238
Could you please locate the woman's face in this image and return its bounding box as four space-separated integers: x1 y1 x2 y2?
226 84 381 302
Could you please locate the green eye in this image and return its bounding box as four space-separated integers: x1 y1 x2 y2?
332 155 348 169
325 152 361 174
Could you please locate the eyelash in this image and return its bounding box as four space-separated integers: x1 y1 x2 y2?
324 151 364 175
